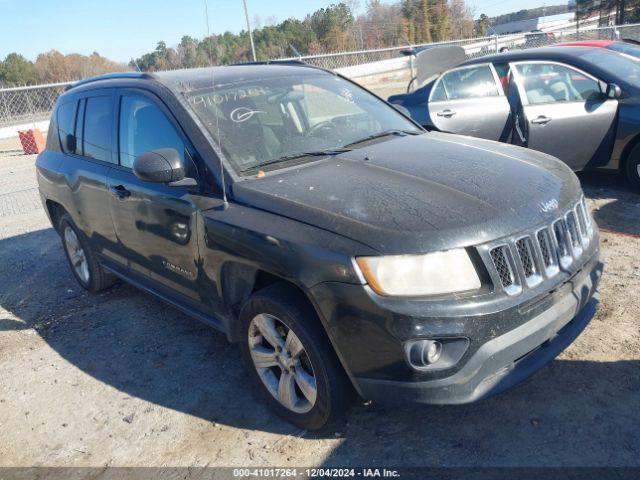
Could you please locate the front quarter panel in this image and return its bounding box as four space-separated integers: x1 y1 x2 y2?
198 201 375 333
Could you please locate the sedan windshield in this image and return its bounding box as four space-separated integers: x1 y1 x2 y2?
607 42 640 58
185 73 421 174
580 48 640 89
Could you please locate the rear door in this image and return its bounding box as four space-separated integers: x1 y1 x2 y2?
55 91 119 258
511 61 618 170
427 63 512 141
106 88 203 305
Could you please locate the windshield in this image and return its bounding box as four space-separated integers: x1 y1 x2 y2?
186 73 421 173
607 42 640 58
581 48 640 88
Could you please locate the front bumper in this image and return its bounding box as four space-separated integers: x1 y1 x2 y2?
310 251 602 405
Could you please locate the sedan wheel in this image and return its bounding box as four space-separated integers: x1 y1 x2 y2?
248 313 317 414
63 225 90 284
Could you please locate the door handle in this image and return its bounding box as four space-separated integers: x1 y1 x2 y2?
531 115 552 125
110 185 131 199
436 109 456 118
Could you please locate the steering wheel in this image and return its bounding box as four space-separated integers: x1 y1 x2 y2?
306 119 338 138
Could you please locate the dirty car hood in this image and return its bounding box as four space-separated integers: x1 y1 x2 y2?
232 132 582 254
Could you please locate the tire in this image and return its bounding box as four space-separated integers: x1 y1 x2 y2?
624 143 640 190
239 283 352 430
58 213 116 293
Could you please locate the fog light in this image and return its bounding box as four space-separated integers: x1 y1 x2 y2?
425 340 442 364
405 337 469 371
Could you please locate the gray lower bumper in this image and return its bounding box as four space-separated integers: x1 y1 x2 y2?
355 259 603 405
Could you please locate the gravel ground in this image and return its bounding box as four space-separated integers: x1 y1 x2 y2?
0 135 638 468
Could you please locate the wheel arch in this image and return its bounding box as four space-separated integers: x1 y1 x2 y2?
45 199 67 231
222 262 318 342
619 133 640 175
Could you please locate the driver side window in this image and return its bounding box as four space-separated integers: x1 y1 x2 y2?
515 63 601 105
118 94 185 169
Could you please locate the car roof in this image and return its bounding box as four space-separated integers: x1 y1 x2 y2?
553 40 617 48
65 63 329 96
464 45 611 65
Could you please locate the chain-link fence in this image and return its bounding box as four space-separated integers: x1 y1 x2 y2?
0 82 72 129
3 22 640 136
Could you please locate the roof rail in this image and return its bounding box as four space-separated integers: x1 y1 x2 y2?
65 72 153 91
230 59 308 67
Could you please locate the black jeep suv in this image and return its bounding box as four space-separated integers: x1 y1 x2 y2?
37 64 602 429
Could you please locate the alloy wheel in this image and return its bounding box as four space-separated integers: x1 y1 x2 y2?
63 226 90 284
248 313 317 414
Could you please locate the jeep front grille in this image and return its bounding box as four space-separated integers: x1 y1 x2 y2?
487 198 593 295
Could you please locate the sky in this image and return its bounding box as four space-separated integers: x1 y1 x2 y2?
0 0 548 63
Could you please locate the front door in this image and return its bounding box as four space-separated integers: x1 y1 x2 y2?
428 63 512 141
106 89 202 304
511 61 618 171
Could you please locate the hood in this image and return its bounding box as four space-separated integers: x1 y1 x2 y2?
232 132 582 254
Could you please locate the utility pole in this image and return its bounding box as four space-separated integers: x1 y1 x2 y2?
242 0 257 62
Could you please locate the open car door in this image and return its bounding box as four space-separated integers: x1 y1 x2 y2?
510 61 618 171
427 63 513 141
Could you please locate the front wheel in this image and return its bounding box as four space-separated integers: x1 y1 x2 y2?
59 213 116 293
625 144 640 190
240 283 351 430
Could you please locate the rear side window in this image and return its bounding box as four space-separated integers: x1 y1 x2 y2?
57 101 77 154
82 96 113 163
439 65 500 100
118 94 184 168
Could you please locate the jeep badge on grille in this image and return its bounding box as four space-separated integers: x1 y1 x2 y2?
540 199 559 213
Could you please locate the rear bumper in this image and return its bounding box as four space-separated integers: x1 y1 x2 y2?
353 260 602 405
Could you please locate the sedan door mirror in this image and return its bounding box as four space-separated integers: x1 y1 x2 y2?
133 148 186 184
606 83 622 99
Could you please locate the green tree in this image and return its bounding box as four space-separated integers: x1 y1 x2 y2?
0 53 39 86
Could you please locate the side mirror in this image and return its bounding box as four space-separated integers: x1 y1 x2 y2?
133 148 185 183
392 103 411 117
606 83 622 99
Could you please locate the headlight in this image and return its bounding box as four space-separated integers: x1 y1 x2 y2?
355 249 481 297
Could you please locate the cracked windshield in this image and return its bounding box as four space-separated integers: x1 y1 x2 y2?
187 74 421 173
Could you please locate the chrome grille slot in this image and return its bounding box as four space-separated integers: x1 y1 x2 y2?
536 228 559 278
516 236 542 287
580 197 593 236
575 202 588 239
516 238 534 277
553 219 573 268
537 229 552 267
490 246 518 292
565 211 583 258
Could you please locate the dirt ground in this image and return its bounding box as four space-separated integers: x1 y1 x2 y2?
0 133 638 468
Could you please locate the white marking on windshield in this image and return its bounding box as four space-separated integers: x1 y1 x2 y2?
230 107 264 123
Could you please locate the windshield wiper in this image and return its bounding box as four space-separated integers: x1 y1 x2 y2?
344 129 421 148
240 148 352 173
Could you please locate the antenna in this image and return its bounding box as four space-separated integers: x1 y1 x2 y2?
203 0 228 206
131 58 142 72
